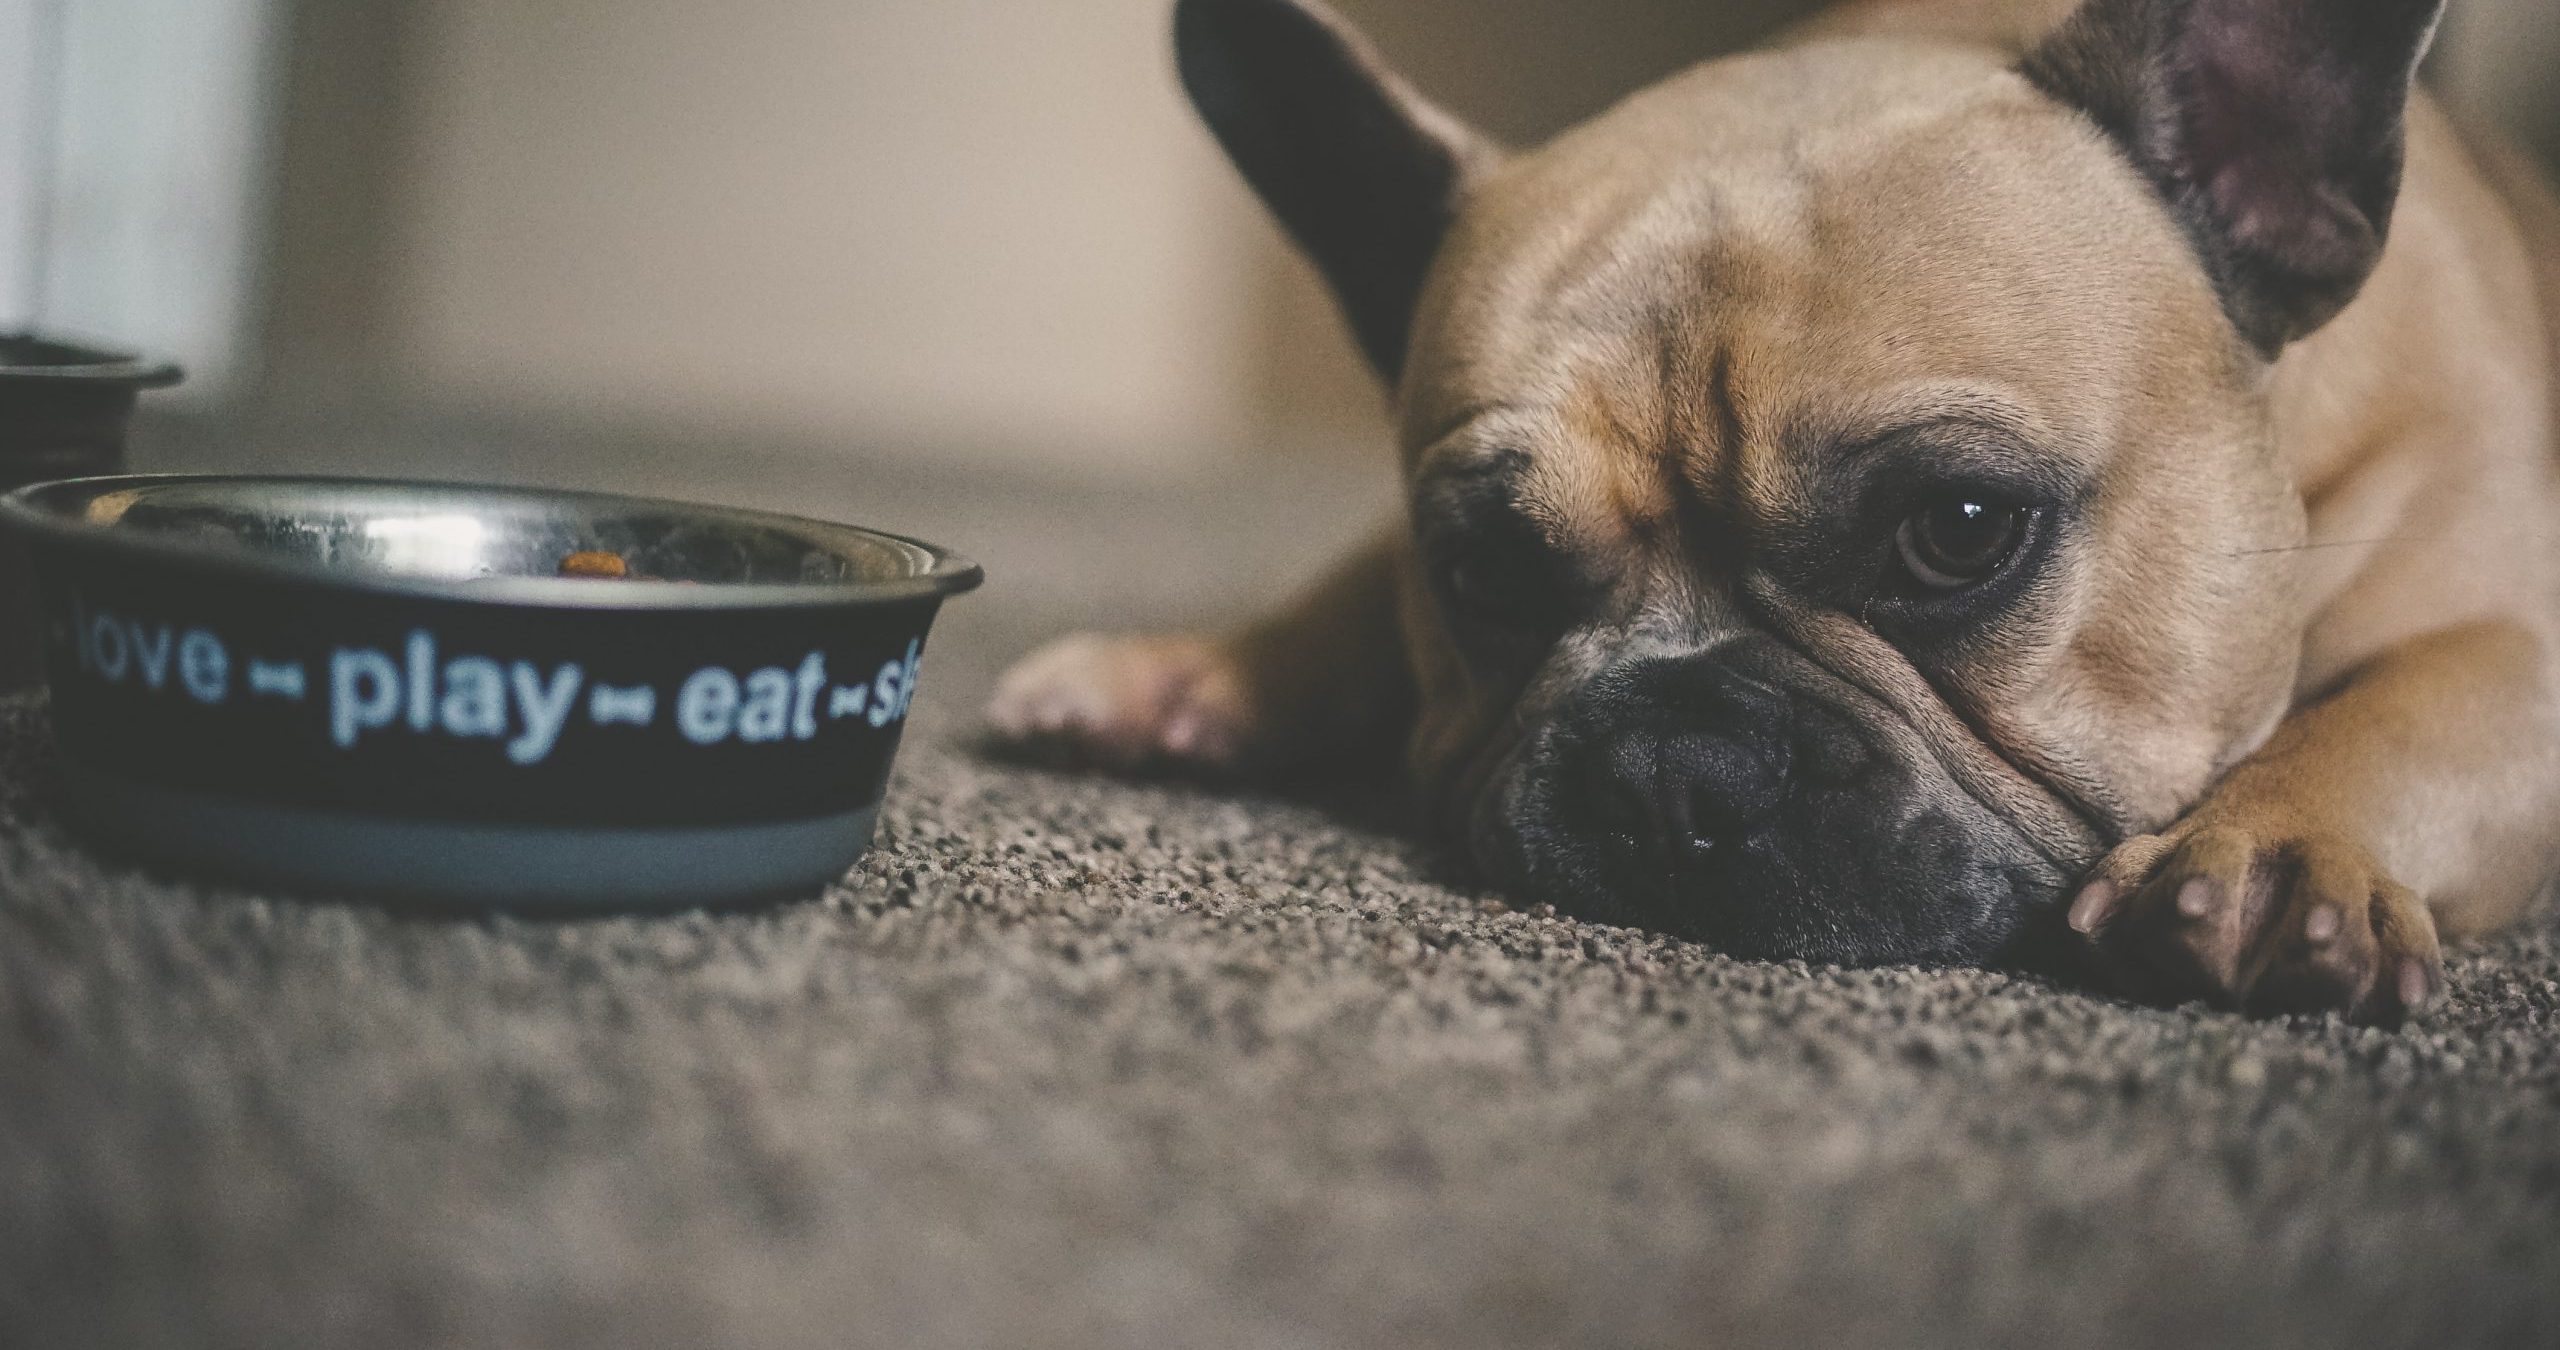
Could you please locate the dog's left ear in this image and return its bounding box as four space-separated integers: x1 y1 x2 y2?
2026 0 2446 354
1176 0 1498 383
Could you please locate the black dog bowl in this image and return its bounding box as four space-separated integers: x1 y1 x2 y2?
0 335 182 478
0 475 980 909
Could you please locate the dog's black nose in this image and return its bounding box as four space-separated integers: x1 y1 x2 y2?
1591 728 1783 858
1570 662 1791 865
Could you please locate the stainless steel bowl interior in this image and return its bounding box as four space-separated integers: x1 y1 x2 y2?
3 476 979 605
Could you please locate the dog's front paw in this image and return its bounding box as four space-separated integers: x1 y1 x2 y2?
2068 816 2444 1023
984 633 1255 775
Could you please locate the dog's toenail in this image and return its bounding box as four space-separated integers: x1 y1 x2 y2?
2304 904 2342 944
2067 881 2117 934
2398 960 2433 1010
2177 878 2217 917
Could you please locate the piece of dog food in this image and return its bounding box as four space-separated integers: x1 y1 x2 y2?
558 550 630 579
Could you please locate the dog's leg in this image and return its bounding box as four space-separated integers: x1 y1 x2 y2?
2071 621 2560 1021
986 531 1414 779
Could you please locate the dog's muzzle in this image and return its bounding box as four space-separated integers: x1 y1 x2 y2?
1489 636 2065 967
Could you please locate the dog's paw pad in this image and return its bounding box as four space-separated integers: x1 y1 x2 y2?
984 633 1253 774
2073 821 2443 1023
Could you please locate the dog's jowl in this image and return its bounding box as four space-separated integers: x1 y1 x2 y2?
990 0 2560 1023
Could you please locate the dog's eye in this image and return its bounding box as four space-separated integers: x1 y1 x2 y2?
1433 537 1578 639
1440 555 1514 622
1896 496 2027 590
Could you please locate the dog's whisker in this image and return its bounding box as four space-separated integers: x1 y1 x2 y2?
2223 528 2560 558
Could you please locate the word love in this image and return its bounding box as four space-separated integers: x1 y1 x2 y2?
68 599 231 703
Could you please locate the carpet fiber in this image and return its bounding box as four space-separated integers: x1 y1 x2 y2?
4 436 2559 1348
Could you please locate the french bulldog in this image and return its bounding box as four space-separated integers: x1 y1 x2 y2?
988 0 2560 1023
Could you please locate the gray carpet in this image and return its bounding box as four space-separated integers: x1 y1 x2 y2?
5 427 2560 1348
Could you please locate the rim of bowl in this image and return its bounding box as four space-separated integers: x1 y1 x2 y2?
0 334 184 388
0 474 985 611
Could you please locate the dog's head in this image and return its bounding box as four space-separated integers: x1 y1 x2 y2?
1178 0 2443 964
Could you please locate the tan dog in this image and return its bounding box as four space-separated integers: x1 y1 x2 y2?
989 0 2560 1022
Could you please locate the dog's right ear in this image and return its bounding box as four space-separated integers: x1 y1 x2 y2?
1176 0 1496 383
2024 0 2445 355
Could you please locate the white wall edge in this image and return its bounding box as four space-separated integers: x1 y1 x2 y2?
34 0 285 398
0 0 43 330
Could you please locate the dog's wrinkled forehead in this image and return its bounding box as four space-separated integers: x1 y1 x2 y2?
1402 38 2240 513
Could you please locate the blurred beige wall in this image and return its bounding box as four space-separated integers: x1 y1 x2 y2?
2440 0 2560 164
373 0 1258 470
258 0 2560 475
